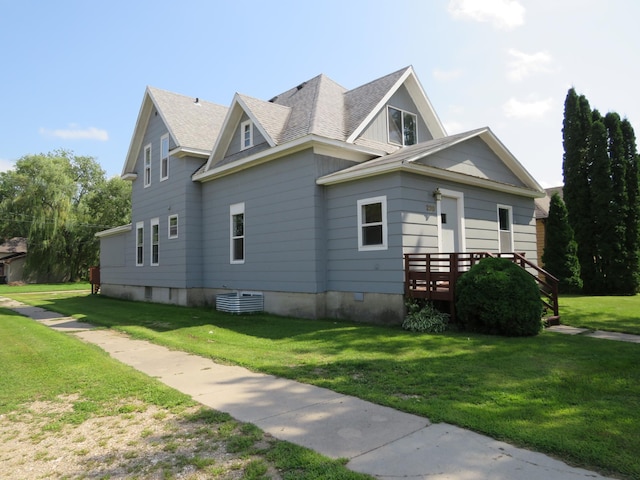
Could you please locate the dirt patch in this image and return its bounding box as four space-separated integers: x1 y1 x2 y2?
0 396 281 479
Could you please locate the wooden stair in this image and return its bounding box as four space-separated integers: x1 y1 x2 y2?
404 252 560 323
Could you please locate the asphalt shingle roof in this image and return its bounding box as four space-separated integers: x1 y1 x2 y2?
148 86 228 152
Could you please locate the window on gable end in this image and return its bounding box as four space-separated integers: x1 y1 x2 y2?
144 144 152 187
388 106 417 146
160 134 169 181
241 120 253 150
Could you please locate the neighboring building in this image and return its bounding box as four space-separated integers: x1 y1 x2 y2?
534 187 564 267
97 66 545 323
0 237 28 284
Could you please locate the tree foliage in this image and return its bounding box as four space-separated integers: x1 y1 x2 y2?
541 193 582 293
0 151 131 282
562 88 640 294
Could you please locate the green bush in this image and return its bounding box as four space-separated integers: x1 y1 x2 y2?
402 300 449 333
455 257 543 336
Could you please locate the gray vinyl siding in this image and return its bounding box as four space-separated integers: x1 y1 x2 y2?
108 108 205 288
325 174 406 295
419 137 525 187
359 85 433 146
201 149 326 293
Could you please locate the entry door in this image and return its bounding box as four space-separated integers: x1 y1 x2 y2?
441 196 459 252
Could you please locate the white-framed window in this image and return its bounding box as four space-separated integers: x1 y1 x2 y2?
150 217 159 265
230 202 245 263
240 120 253 150
497 205 514 253
387 106 417 146
168 214 178 239
357 196 388 251
160 134 169 181
143 144 152 187
136 221 144 266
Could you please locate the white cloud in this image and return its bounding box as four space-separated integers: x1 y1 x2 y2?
507 49 553 81
0 158 15 172
433 68 463 82
442 120 465 134
39 125 109 141
503 97 553 119
448 0 525 30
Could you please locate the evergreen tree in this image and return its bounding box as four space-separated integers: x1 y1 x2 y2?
604 112 629 293
541 193 582 293
562 89 595 290
621 119 640 293
587 120 614 293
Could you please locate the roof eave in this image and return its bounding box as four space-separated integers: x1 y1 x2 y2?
95 224 132 239
318 162 545 198
193 136 383 183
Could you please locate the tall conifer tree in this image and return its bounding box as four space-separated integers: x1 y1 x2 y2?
562 89 595 290
621 119 640 292
541 193 582 292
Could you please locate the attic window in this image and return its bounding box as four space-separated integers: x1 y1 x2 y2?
241 120 253 150
388 106 417 146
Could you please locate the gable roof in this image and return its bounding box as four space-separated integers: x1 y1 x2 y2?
122 86 227 177
201 66 446 175
317 127 545 197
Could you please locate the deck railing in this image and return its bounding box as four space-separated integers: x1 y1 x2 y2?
404 252 559 323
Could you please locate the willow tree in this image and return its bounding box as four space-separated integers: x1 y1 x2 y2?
0 151 131 282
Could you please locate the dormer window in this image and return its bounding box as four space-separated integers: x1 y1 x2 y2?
241 120 253 150
388 106 417 146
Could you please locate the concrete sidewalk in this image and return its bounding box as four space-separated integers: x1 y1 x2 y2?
2 297 616 480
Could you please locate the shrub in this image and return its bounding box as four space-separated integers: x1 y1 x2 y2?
455 257 543 336
402 300 449 333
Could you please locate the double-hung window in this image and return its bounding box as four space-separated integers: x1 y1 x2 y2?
136 221 144 266
241 120 253 150
160 134 169 181
168 215 178 239
230 203 245 263
388 106 417 146
357 196 388 251
143 144 152 187
150 218 159 265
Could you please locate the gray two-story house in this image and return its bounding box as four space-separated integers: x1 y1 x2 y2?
97 66 545 323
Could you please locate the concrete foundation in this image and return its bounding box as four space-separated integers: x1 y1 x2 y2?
99 284 405 325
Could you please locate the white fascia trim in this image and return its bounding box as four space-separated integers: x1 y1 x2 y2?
169 146 211 159
346 68 413 144
318 162 545 198
193 135 383 183
235 96 277 148
95 224 132 238
121 173 138 181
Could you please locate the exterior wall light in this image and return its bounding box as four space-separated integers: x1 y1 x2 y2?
433 188 442 201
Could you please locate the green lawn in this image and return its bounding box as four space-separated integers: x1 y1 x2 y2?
0 309 372 480
0 282 90 294
559 294 640 334
6 290 640 479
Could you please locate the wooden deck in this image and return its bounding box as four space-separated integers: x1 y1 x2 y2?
404 252 559 324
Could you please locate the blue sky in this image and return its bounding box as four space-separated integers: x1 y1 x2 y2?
1 0 639 188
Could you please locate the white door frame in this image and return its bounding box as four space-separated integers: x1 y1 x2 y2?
436 188 466 253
